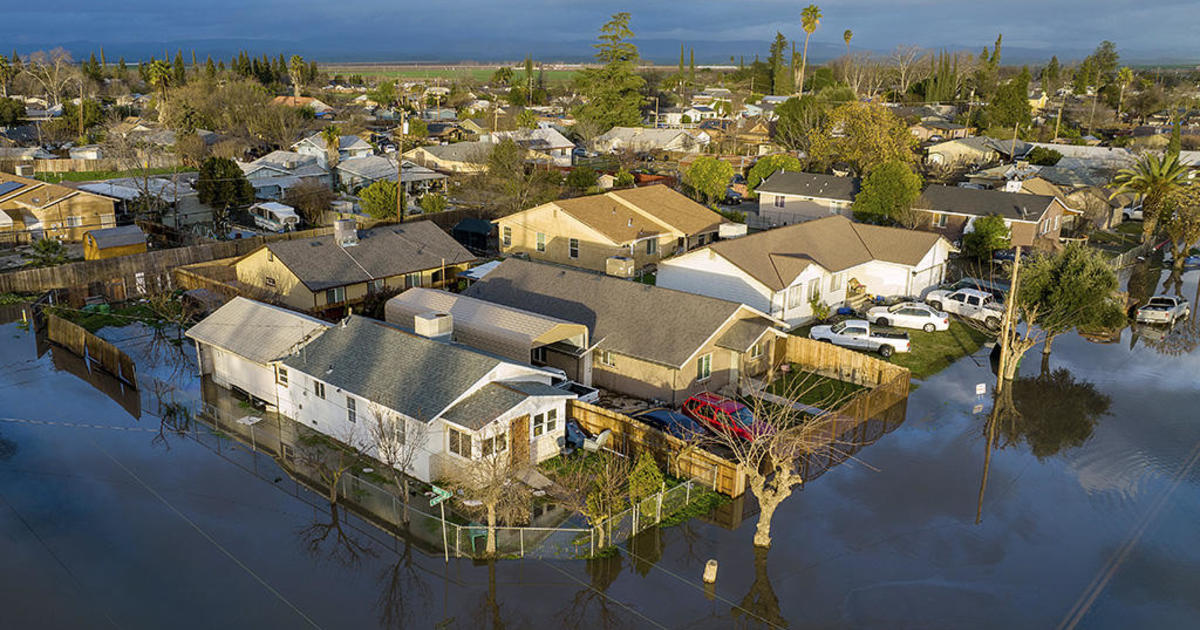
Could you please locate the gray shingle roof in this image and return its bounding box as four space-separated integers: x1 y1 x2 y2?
756 171 859 201
463 259 748 368
264 221 475 292
280 316 502 422
185 297 331 364
85 225 146 249
440 383 529 430
916 185 1056 221
714 318 776 353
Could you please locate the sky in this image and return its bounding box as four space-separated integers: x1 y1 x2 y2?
4 1 1198 64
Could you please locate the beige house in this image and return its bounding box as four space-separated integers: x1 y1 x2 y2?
495 185 728 274
754 171 858 227
0 172 117 243
234 221 475 314
464 259 788 405
913 185 1070 250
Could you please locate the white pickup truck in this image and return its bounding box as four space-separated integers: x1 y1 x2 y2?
1135 295 1190 324
809 319 911 357
924 288 1004 330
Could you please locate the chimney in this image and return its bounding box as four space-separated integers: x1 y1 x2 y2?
334 218 358 247
413 311 453 339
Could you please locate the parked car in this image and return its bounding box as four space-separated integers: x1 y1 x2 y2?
633 408 711 441
925 288 1004 330
720 188 743 205
866 302 950 332
1123 205 1144 221
682 393 759 440
941 277 1008 303
809 319 911 357
991 248 1029 264
1135 295 1190 324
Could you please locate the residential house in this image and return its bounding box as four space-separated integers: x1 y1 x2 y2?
271 96 334 116
590 127 710 154
186 297 332 406
910 119 969 142
0 172 117 243
740 103 765 118
913 184 1068 249
486 127 576 167
657 215 953 327
336 155 448 197
402 141 493 174
83 225 148 260
494 185 728 274
459 118 491 137
925 136 1028 168
77 175 212 229
237 150 332 200
385 287 591 381
234 220 475 314
465 259 788 405
292 133 374 169
754 171 858 227
419 107 457 122
425 122 466 142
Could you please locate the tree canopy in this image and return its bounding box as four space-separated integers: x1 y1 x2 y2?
196 156 254 209
574 13 646 131
852 160 923 225
773 96 825 152
360 180 399 219
747 154 803 197
684 156 734 205
961 214 1011 261
807 102 917 174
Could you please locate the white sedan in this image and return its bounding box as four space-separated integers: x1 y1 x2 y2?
866 302 951 332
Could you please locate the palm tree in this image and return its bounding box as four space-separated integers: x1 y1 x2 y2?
795 4 823 95
1112 152 1189 243
1116 66 1133 122
289 55 305 99
843 29 853 57
147 58 172 121
320 125 342 169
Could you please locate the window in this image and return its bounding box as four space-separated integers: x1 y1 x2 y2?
267 251 274 262
829 273 843 292
482 432 508 457
536 232 546 252
502 226 512 247
830 200 848 215
598 350 615 367
774 195 785 208
808 277 821 303
405 272 422 289
749 341 763 359
367 279 385 294
934 213 949 228
325 286 345 304
313 380 325 399
276 367 289 387
645 238 657 255
696 353 712 381
265 276 276 288
787 285 804 309
568 238 579 259
346 396 357 423
531 346 547 363
533 408 558 437
66 216 83 228
448 428 472 458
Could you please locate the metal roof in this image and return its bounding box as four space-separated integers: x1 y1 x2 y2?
185 297 331 365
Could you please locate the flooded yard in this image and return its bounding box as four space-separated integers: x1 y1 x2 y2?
1 266 1198 628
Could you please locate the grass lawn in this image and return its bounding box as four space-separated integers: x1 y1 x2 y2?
51 302 161 333
326 65 580 85
888 320 993 380
768 366 864 407
36 166 197 184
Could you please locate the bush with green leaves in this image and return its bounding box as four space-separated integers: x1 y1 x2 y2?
684 156 734 206
418 192 448 214
360 180 399 219
851 160 922 225
961 214 1011 261
566 165 599 192
628 451 664 512
26 238 69 267
1027 146 1062 166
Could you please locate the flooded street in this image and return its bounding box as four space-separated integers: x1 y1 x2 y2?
2 267 1199 629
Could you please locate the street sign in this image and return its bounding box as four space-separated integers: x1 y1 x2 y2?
975 383 987 396
429 484 452 507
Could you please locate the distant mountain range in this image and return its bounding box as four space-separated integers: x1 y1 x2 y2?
19 38 1198 68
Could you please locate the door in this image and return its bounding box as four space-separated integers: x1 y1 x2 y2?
964 295 982 318
843 325 869 349
510 414 531 465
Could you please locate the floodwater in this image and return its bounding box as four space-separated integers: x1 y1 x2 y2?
1 267 1198 629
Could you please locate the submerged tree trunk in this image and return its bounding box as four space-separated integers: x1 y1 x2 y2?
486 502 497 556
753 490 781 548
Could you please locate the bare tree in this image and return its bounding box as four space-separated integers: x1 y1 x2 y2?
24 48 75 106
712 368 863 548
450 448 533 556
890 45 926 100
297 503 377 567
284 179 337 227
365 403 429 525
295 426 370 506
550 452 632 550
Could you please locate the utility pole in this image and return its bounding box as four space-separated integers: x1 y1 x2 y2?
397 110 407 221
995 245 1021 394
1053 101 1063 142
1011 121 1020 165
78 79 85 143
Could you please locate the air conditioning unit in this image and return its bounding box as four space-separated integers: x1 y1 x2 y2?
14 164 35 177
718 223 748 239
414 311 453 339
606 256 635 278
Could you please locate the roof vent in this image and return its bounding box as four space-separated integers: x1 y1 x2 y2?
334 218 358 247
627 218 633 227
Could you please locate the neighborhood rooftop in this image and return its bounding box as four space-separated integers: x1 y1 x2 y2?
916 185 1057 221
185 297 331 365
756 171 859 201
548 184 726 244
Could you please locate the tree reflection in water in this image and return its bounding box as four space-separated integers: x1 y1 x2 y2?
297 503 377 567
375 538 430 630
977 365 1111 522
733 547 788 628
0 430 16 461
559 553 625 629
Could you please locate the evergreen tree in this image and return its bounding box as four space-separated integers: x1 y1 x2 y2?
689 48 695 83
197 157 255 210
205 56 216 80
118 57 127 76
768 32 789 95
173 50 186 85
574 12 646 130
1043 56 1061 95
1168 120 1182 157
99 46 106 72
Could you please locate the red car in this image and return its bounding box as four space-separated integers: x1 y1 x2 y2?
682 393 758 440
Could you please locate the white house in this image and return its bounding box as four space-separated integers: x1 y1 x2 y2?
657 215 954 327
292 133 374 168
485 127 576 167
590 127 710 154
186 298 332 406
237 150 332 200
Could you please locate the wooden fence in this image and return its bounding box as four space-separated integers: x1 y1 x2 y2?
780 335 911 389
0 226 334 298
45 313 138 386
567 400 748 497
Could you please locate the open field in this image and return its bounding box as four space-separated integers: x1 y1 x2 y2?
325 64 582 84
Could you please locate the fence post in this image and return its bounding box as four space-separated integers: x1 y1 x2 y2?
590 527 595 558
520 529 524 558
686 479 691 505
656 490 663 524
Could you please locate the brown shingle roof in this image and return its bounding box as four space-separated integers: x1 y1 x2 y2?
541 185 726 245
704 215 943 291
916 185 1056 221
